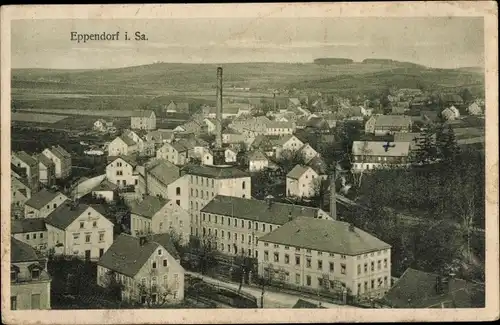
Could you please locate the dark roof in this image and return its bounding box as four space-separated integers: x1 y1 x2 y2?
11 237 40 263
25 189 65 210
374 115 412 128
260 216 391 255
287 164 312 180
382 268 485 308
132 110 155 118
306 117 330 129
13 151 38 166
45 201 96 230
118 134 137 147
12 219 47 234
201 195 324 225
36 153 55 167
92 179 118 192
307 156 328 175
107 155 138 167
130 196 168 219
147 159 180 186
52 145 71 159
97 233 179 278
182 165 249 179
293 299 325 309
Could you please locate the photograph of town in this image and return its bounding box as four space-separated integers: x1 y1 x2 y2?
8 15 486 312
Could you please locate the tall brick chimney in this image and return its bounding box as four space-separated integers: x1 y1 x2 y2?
330 171 337 220
215 67 223 149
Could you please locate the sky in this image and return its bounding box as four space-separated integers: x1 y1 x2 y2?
11 17 484 69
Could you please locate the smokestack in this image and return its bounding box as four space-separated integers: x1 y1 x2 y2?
330 172 337 220
215 67 223 148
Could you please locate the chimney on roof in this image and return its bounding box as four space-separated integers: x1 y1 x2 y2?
330 170 337 220
215 67 223 149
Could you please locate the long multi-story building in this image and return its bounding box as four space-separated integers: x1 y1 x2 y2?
199 195 332 257
351 141 411 172
182 165 251 237
257 216 391 298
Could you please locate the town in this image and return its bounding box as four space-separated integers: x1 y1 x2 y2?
10 63 486 310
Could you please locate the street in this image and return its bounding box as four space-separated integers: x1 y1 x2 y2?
186 271 359 309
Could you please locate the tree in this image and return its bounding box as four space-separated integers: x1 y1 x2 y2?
459 88 474 105
414 127 438 164
437 124 460 163
196 233 218 274
276 149 307 174
311 177 329 210
137 268 176 307
100 270 126 301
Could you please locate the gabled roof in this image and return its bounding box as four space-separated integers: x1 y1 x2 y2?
287 164 314 180
50 145 71 159
97 233 180 278
107 155 138 167
130 196 169 219
11 237 40 263
260 216 390 255
201 195 324 225
13 151 38 166
45 201 102 230
467 102 482 112
131 110 155 118
117 134 137 147
36 153 55 168
12 218 47 234
248 150 268 161
146 130 175 142
92 179 118 192
306 156 328 175
271 134 301 147
25 189 66 210
352 141 410 157
182 165 249 179
306 117 330 129
147 159 181 186
373 115 412 127
382 268 485 308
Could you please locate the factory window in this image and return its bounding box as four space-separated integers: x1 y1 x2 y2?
371 261 375 271
341 264 346 275
242 181 246 190
384 259 388 268
364 263 368 273
285 254 290 264
264 251 269 261
274 252 279 262
306 258 311 268
357 265 361 275
221 230 225 239
176 187 181 195
318 260 323 270
241 220 244 228
248 221 251 229
295 256 300 265
329 262 334 272
306 276 311 286
377 260 381 270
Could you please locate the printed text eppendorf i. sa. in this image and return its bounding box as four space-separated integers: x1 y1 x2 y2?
70 31 148 43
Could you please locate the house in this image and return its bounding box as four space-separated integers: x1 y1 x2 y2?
206 104 244 119
248 150 269 172
248 135 275 156
365 115 413 135
24 189 68 219
108 134 138 157
200 148 214 166
91 179 118 202
106 156 139 187
131 110 156 130
10 237 52 310
41 145 72 179
12 176 32 210
273 135 305 159
12 151 40 192
391 102 410 115
182 165 251 237
199 195 332 257
12 219 48 253
93 119 113 132
97 233 185 304
45 201 114 261
203 118 217 134
265 120 295 136
466 102 483 116
393 132 432 151
174 120 205 135
145 129 175 145
441 93 464 107
381 268 485 308
441 106 460 121
337 105 370 120
258 216 391 298
351 141 411 172
306 156 328 177
299 143 320 163
156 142 189 166
222 129 247 145
122 129 155 157
229 116 271 137
165 101 190 114
305 117 331 133
36 154 56 186
130 195 190 245
286 165 320 198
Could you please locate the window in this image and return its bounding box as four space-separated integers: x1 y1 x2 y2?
371 261 375 272
384 258 388 268
285 254 290 264
196 189 198 197
357 283 362 294
26 234 30 240
228 232 231 240
158 249 162 255
255 222 258 230
329 262 334 272
99 232 105 242
248 221 251 229
341 264 346 274
176 199 180 206
341 255 346 259
163 259 168 267
269 225 273 232
208 215 211 222
241 234 244 243
227 244 231 252
295 256 300 265
93 221 97 228
364 281 368 292
264 251 269 261
85 234 91 243
384 276 388 287
235 233 237 241
274 252 279 262
357 264 361 275
215 215 218 224
116 171 123 176
80 222 84 229
295 273 300 284
152 261 157 269
40 233 44 238
377 260 381 270
191 189 194 196
176 187 181 195
242 181 246 189
211 179 214 187
318 260 323 270
31 268 40 280
203 213 206 221
306 275 311 286
241 220 244 228
234 219 237 227
318 277 323 287
329 253 334 257
31 294 41 310
364 263 368 273
296 247 301 252
221 216 224 225
306 258 311 268
285 246 289 250
262 224 265 232
201 191 204 199
371 279 375 289
221 230 225 239
317 251 323 256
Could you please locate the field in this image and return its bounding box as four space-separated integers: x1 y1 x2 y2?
11 112 68 123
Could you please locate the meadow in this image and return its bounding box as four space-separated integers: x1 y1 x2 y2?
12 112 69 123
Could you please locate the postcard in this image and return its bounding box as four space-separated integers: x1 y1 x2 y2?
1 2 498 324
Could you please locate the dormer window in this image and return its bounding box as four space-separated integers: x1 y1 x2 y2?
158 249 162 256
31 268 40 280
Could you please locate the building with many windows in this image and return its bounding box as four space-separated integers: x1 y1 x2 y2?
10 237 52 310
24 189 68 219
257 216 391 298
351 141 411 172
199 196 332 257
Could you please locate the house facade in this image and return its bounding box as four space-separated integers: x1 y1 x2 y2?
258 217 391 298
108 134 138 157
12 219 48 253
106 156 138 187
265 121 295 136
131 110 156 130
274 135 305 159
45 202 114 261
24 189 68 219
11 237 52 310
248 150 269 172
365 115 412 135
441 106 461 121
130 196 190 245
97 234 185 304
199 196 332 258
36 154 56 186
351 141 411 172
156 142 189 166
12 176 32 209
41 145 72 180
12 151 40 192
286 165 320 198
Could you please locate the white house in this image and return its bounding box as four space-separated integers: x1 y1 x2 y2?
441 106 461 121
106 156 138 187
91 180 118 202
286 165 320 198
130 196 190 245
274 135 305 159
156 142 188 166
131 110 156 130
41 146 72 180
224 148 238 164
299 143 320 163
45 201 114 261
203 118 217 135
24 189 68 219
466 102 483 116
11 176 32 209
248 150 269 172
